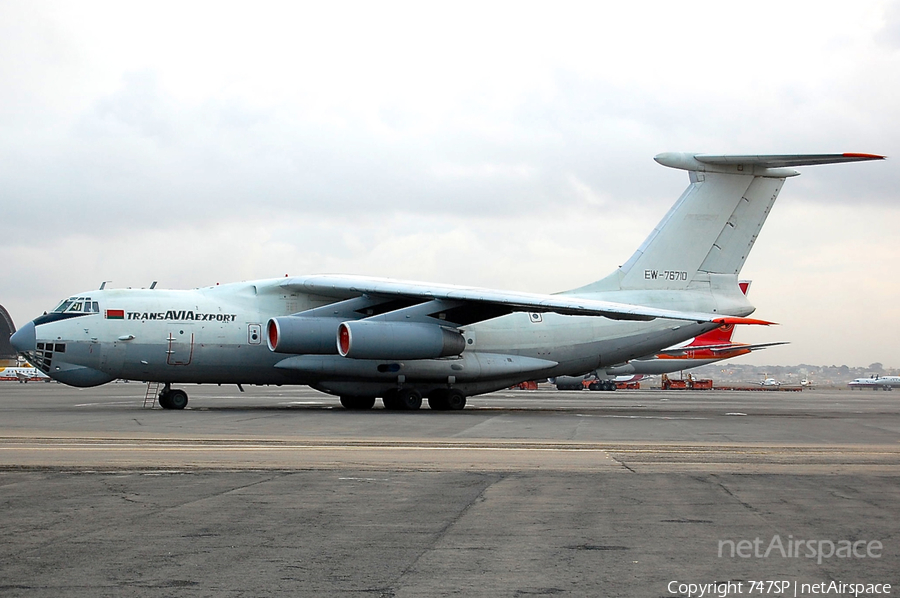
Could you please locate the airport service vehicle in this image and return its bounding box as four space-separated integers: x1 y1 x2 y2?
9 153 882 410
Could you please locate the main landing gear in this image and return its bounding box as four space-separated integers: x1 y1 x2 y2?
426 389 466 411
158 384 189 409
338 388 468 411
588 380 617 391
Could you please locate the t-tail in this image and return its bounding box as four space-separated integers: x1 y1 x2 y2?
567 153 884 307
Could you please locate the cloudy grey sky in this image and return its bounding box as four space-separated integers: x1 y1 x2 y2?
1 1 897 367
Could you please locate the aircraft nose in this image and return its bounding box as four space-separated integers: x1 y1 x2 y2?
10 321 35 353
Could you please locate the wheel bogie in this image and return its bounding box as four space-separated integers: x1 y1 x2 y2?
427 389 466 410
588 380 616 391
381 388 430 410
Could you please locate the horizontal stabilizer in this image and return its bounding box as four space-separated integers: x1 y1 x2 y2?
657 340 788 357
709 341 788 354
712 317 775 326
655 152 884 176
695 153 885 168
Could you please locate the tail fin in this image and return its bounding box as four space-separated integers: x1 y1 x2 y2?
571 153 884 295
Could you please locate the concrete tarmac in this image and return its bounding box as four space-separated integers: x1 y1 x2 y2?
0 383 898 597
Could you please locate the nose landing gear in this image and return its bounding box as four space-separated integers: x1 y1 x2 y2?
158 384 189 409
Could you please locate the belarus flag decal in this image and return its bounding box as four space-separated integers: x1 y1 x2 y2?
105 309 125 320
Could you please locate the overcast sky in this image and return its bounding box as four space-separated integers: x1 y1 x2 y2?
1 1 898 368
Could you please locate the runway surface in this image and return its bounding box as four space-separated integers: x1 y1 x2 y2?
1 383 898 596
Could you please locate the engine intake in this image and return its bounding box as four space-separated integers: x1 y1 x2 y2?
337 321 466 360
266 317 343 354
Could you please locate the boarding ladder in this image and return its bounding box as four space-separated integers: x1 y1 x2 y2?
143 382 161 408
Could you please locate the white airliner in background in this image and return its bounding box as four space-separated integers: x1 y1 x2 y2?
9 152 883 410
0 365 50 383
849 375 900 390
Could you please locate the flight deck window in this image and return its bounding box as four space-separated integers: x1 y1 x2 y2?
91 302 99 313
68 302 83 312
53 300 73 313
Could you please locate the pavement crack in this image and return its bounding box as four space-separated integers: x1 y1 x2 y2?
608 454 636 473
389 472 505 590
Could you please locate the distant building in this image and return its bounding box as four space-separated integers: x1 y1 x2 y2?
0 304 17 364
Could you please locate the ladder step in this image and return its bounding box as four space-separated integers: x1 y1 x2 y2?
143 382 161 408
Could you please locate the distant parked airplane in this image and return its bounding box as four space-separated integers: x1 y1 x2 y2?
0 365 50 383
849 375 900 390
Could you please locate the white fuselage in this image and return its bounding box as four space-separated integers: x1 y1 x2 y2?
850 376 900 390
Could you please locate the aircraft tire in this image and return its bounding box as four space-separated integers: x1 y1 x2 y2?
168 389 189 409
158 392 173 409
396 388 422 410
340 396 376 410
382 389 401 410
427 390 450 411
446 390 466 410
588 382 601 391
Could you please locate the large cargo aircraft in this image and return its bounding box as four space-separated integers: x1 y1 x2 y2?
9 153 883 410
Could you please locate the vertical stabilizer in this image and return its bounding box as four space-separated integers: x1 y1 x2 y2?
568 152 883 296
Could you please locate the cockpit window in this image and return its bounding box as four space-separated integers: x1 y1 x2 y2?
52 300 73 313
52 297 96 314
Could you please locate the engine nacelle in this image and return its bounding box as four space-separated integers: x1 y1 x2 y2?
267 317 343 354
337 321 466 360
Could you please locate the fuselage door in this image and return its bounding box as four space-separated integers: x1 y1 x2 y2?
166 330 195 366
248 324 262 345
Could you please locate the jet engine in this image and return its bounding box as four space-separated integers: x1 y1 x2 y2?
337 320 466 360
266 317 342 354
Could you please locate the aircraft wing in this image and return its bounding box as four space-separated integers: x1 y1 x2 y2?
280 275 772 327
